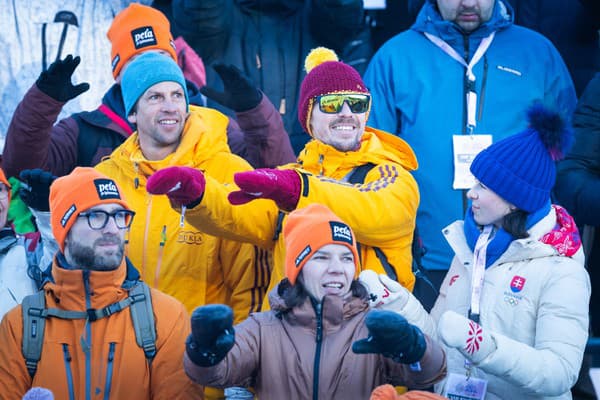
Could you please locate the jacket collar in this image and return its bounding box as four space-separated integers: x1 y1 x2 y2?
445 208 568 268
45 256 138 309
109 105 230 181
297 127 417 178
412 0 513 42
269 285 368 333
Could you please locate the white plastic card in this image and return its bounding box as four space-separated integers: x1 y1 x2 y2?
444 372 488 400
452 134 492 190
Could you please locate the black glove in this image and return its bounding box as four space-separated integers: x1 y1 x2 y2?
186 304 235 367
201 63 263 112
19 169 57 212
36 55 90 102
352 310 427 364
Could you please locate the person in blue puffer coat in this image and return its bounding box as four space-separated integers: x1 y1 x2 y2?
363 0 576 285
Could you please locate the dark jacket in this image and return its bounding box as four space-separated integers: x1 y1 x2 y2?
554 72 600 335
555 72 600 226
169 0 372 154
3 81 295 178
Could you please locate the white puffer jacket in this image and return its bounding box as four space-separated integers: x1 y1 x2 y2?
395 209 590 400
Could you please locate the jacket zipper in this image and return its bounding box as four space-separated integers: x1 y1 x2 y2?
461 34 471 135
103 342 116 400
478 56 489 122
62 343 76 400
82 270 93 400
154 225 167 288
312 302 323 400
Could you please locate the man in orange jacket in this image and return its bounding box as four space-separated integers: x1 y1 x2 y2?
0 167 204 399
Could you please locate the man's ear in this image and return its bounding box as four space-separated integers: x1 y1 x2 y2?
127 113 137 124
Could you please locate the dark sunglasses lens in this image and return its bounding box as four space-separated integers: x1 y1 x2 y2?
345 95 370 113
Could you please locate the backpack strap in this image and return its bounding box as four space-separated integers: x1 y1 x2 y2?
347 163 401 281
21 291 47 378
21 282 157 378
128 282 157 365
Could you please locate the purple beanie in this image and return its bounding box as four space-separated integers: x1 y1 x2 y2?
297 47 369 136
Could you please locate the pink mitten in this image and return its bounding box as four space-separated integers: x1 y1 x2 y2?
174 36 206 88
146 166 206 207
228 169 301 210
438 310 496 364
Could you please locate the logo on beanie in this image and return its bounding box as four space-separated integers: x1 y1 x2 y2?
94 179 121 200
61 204 77 227
131 26 157 49
330 222 353 245
295 245 312 267
111 55 121 72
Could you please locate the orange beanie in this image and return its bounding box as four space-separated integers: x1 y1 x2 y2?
107 3 177 78
370 385 447 400
0 167 11 202
284 204 360 285
49 168 130 252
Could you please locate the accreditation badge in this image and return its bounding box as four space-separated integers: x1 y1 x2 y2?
452 135 492 190
444 372 488 400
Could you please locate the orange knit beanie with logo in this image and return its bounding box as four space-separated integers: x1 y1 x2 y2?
284 203 360 285
107 3 177 78
49 167 130 252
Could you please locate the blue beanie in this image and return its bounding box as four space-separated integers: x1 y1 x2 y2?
120 52 189 116
470 104 573 213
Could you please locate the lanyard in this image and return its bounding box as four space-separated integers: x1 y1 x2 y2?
424 32 496 132
469 225 493 320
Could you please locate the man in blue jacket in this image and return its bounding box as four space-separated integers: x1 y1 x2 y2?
363 0 576 293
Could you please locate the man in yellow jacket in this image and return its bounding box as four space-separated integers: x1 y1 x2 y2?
147 47 420 304
95 52 269 322
0 168 204 399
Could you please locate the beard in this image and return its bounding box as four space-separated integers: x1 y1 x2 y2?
66 234 124 271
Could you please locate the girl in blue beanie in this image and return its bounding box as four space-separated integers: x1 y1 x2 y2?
358 103 590 399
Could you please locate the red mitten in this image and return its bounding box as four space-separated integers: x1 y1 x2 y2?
228 169 301 210
146 166 206 207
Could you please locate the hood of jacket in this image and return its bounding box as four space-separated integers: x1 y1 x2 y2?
104 105 230 182
267 284 369 333
296 127 418 178
412 0 513 41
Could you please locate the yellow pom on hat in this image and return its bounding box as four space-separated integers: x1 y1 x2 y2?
304 47 339 73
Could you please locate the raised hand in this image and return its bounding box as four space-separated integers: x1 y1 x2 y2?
228 168 300 210
358 270 410 312
146 166 206 208
186 304 235 367
19 169 57 212
36 55 90 102
201 63 262 112
352 310 426 364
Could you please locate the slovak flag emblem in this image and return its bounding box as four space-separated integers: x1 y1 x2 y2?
510 275 526 293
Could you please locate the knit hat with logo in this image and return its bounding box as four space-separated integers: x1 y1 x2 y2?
49 167 130 252
284 203 360 285
470 103 573 213
120 51 189 116
107 3 177 78
297 47 370 136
